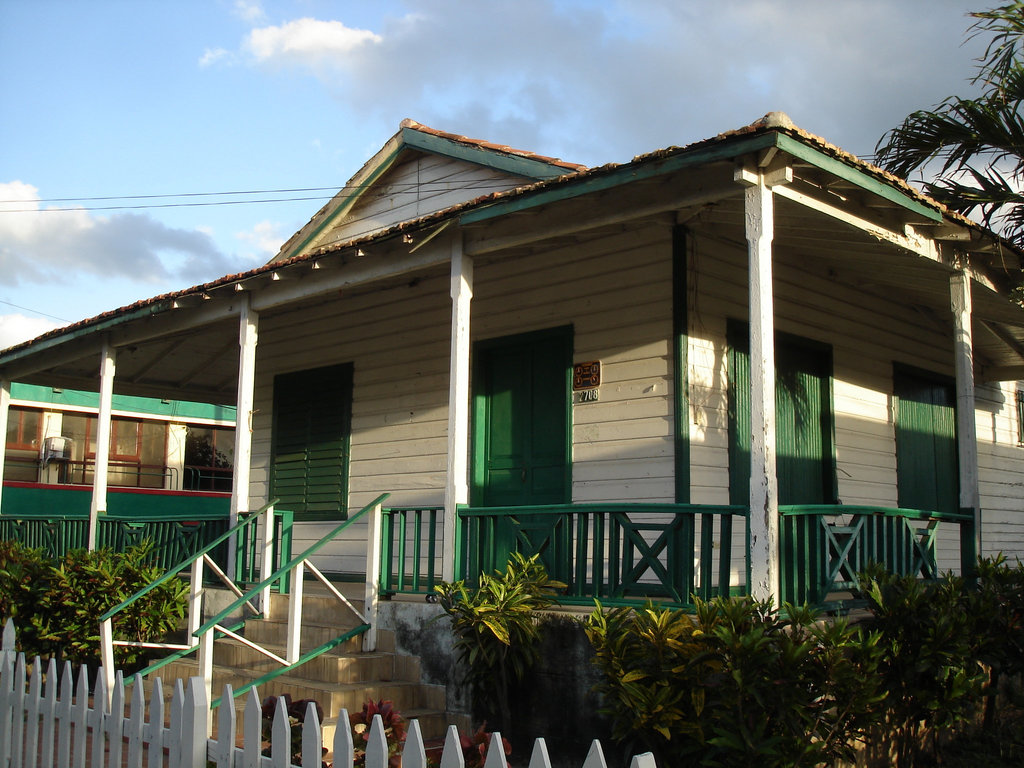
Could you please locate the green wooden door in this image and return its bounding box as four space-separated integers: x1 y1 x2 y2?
472 328 571 507
271 363 353 519
728 326 835 505
894 368 958 515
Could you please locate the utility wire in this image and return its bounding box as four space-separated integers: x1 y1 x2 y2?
4 195 335 213
0 298 71 323
0 178 517 213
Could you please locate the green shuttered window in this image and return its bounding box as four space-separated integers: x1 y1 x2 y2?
727 322 837 506
271 363 353 519
894 367 958 516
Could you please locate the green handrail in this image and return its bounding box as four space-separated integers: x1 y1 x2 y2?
779 504 973 522
195 493 390 637
458 502 749 516
98 499 279 623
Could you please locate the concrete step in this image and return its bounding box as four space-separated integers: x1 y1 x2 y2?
168 583 449 742
236 619 397 653
265 589 366 625
212 639 400 684
161 657 447 723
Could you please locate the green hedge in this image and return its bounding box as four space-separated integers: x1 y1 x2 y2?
585 556 1024 768
0 539 189 670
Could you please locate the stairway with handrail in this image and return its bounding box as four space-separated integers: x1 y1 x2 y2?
98 494 449 741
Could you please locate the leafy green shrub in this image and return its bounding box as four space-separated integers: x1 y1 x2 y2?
971 555 1024 731
0 539 188 669
434 552 564 731
0 540 51 654
585 597 883 768
859 567 987 768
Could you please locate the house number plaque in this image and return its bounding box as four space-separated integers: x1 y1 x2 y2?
572 360 601 405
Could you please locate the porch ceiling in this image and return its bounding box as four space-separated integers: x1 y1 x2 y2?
7 316 242 405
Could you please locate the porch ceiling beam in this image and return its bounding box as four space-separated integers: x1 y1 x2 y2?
249 240 451 313
108 298 243 349
0 334 122 382
979 364 1024 382
125 337 189 384
464 174 738 256
979 318 1024 363
175 337 237 388
966 263 1005 296
772 184 945 264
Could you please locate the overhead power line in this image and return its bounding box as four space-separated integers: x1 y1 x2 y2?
0 177 516 213
0 298 71 323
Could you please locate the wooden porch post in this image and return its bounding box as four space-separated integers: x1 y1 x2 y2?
0 379 9 516
444 234 473 582
89 340 116 551
230 296 259 578
737 162 789 603
951 270 982 571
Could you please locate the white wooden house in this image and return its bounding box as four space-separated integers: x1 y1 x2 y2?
2 113 1024 608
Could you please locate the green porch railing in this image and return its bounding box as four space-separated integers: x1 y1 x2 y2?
0 503 293 583
381 506 443 596
456 503 749 607
0 510 231 573
779 504 975 607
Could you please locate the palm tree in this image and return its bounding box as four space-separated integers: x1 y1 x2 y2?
875 4 1024 248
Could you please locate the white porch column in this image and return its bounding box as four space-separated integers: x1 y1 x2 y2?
444 235 473 582
951 270 982 562
0 379 9 516
737 164 786 603
230 296 259 574
89 340 116 551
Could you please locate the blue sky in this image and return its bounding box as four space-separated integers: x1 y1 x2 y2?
0 0 987 348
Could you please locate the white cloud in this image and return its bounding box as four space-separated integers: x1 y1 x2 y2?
0 313 64 351
199 47 231 67
245 18 381 67
233 0 265 24
226 0 983 165
236 220 285 262
0 181 237 288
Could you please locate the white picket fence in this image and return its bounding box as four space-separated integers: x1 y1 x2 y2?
0 619 655 768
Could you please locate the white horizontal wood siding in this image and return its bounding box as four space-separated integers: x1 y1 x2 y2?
320 154 530 247
246 219 1024 578
249 272 451 573
687 229 1024 572
472 225 675 504
976 381 1024 559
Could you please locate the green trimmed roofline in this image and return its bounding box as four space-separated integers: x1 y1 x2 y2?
459 130 945 225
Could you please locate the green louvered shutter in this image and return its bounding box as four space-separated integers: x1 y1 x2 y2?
894 368 958 516
271 363 353 518
728 324 835 505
